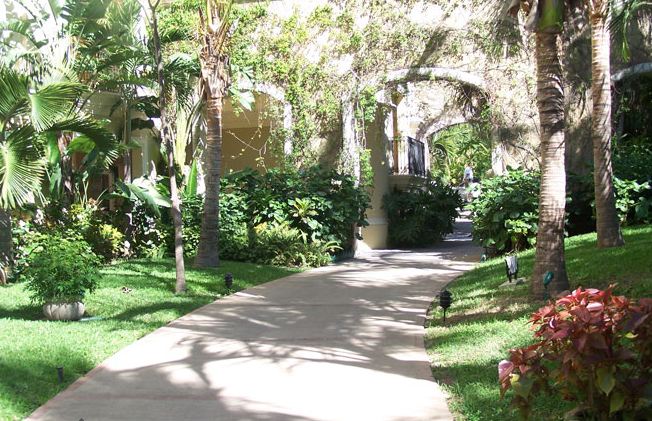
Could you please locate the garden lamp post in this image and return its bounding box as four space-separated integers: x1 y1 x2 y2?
225 273 233 290
438 290 453 323
543 271 554 300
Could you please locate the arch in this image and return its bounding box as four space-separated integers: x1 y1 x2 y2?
612 62 652 83
415 116 469 143
370 66 487 103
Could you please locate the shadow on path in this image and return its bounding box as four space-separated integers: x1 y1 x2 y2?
27 217 481 421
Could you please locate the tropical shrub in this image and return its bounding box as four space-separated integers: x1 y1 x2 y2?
127 201 170 258
162 194 204 257
24 235 100 304
87 223 126 262
249 222 338 267
383 181 462 248
567 173 651 233
613 143 652 185
499 287 652 420
468 170 540 254
217 166 369 266
613 177 651 225
10 217 47 282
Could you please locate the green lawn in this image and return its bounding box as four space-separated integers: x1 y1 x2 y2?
426 225 652 421
0 259 298 420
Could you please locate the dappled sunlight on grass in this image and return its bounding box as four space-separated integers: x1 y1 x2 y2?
426 225 652 421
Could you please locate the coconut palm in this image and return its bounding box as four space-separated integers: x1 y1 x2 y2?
587 0 625 248
195 0 234 268
509 0 570 298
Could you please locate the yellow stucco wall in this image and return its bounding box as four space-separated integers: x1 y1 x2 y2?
221 126 279 174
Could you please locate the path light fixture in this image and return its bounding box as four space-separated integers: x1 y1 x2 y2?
57 366 64 383
225 273 233 289
543 271 554 300
437 290 453 323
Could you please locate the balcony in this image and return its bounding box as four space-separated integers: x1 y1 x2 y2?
389 136 427 177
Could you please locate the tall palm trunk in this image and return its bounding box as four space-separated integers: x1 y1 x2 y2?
590 4 624 248
148 1 186 293
196 95 224 267
531 31 570 299
195 1 232 268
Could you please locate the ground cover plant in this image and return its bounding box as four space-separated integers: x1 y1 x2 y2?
425 225 652 421
0 259 298 420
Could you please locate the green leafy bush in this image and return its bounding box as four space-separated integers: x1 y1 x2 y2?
499 287 652 420
613 143 652 185
249 222 338 267
468 170 540 254
24 235 100 304
613 177 652 225
10 217 47 282
162 194 204 257
383 181 462 247
87 223 126 262
568 173 651 232
217 166 369 266
127 201 170 258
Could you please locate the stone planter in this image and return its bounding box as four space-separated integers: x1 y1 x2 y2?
43 302 85 321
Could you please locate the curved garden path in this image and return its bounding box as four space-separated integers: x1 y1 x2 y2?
27 217 480 421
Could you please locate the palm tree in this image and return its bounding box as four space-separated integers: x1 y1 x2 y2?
587 0 624 248
195 0 233 268
509 0 570 298
0 66 117 271
145 0 186 293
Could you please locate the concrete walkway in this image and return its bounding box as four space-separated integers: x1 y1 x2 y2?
28 218 480 421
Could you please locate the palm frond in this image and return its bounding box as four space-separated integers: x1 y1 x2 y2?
0 19 48 50
29 82 86 131
0 66 31 128
610 0 652 61
105 178 171 217
50 116 120 167
0 126 46 209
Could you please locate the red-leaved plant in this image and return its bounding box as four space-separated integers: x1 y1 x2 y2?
498 286 652 420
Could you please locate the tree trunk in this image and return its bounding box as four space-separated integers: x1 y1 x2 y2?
0 208 11 283
531 31 570 299
123 101 132 183
195 96 222 268
149 2 186 293
58 132 74 207
590 12 624 248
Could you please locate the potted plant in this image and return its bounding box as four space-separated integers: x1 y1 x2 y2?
24 234 100 321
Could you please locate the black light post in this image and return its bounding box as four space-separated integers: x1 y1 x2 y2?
225 273 233 289
438 290 453 323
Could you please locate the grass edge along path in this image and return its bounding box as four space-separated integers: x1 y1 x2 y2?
425 225 652 421
0 259 299 420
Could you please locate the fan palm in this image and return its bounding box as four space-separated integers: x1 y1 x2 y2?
0 65 117 270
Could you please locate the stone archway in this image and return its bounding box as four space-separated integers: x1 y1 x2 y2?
354 67 488 250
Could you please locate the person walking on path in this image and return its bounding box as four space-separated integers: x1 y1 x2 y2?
463 163 474 188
